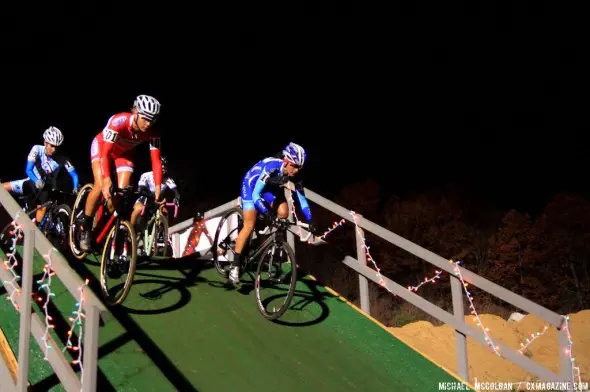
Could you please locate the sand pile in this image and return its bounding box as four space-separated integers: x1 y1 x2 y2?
388 310 590 387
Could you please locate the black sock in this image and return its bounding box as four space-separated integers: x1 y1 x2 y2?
232 253 242 267
81 213 93 230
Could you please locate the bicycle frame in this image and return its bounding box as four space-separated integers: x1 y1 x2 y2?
93 188 139 245
22 188 72 230
27 200 53 223
140 202 178 256
94 204 119 245
244 219 309 268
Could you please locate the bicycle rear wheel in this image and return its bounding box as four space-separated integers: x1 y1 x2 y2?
69 183 94 260
212 207 244 278
100 220 137 306
254 240 297 320
47 204 71 251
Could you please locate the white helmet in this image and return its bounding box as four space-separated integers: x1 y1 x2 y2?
43 126 64 146
135 94 161 121
282 142 306 166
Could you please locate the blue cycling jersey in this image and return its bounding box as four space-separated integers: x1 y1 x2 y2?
241 157 312 221
25 145 79 189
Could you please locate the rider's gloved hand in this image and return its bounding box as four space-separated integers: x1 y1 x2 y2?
263 210 276 225
72 187 79 195
306 219 318 236
34 180 44 189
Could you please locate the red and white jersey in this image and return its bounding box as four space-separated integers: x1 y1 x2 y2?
95 112 163 184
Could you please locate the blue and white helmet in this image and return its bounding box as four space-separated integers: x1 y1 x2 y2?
135 94 161 121
282 142 306 166
43 126 64 146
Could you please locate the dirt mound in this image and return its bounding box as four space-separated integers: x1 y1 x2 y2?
388 310 589 387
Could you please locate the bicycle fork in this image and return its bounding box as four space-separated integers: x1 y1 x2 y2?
143 215 157 256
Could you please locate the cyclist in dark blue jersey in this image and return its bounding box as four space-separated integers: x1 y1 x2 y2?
230 142 316 284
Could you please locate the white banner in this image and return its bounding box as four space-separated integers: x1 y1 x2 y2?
170 214 240 258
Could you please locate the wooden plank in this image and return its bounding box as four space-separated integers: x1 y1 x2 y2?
0 326 18 384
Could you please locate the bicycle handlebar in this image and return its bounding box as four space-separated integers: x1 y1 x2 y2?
140 199 179 218
269 218 314 242
166 202 179 218
110 185 143 197
271 218 309 229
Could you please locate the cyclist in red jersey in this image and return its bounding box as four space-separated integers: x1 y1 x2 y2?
78 94 163 251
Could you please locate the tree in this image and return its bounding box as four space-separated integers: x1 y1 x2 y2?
535 192 590 311
381 192 473 296
486 209 532 293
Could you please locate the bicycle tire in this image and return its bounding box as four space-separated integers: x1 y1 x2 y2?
99 220 137 306
154 214 169 257
48 204 72 251
254 240 297 321
69 183 94 260
212 207 244 278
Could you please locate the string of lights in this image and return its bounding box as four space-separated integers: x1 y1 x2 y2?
286 192 305 239
349 210 387 288
36 248 58 360
408 270 442 292
1 211 24 310
63 278 89 385
518 325 549 354
562 315 579 385
451 259 502 356
286 191 584 384
319 219 345 240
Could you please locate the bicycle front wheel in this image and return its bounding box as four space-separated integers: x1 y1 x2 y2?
154 214 169 257
100 220 137 306
254 241 297 320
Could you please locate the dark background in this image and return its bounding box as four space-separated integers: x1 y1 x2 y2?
2 0 590 323
1 2 588 218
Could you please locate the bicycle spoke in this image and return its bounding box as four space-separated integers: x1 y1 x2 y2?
213 207 244 278
255 242 298 320
100 221 137 306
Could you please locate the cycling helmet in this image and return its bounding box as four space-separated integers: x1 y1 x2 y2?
135 94 161 121
282 142 306 166
43 126 64 146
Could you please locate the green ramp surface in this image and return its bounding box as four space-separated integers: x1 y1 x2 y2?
3 246 472 391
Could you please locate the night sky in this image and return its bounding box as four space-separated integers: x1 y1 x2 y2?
2 6 588 217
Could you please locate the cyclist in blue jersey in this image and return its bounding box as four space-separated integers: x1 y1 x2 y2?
2 127 79 224
230 142 317 284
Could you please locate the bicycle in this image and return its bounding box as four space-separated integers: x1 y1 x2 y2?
212 207 313 320
69 183 143 306
0 188 73 252
137 195 178 257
